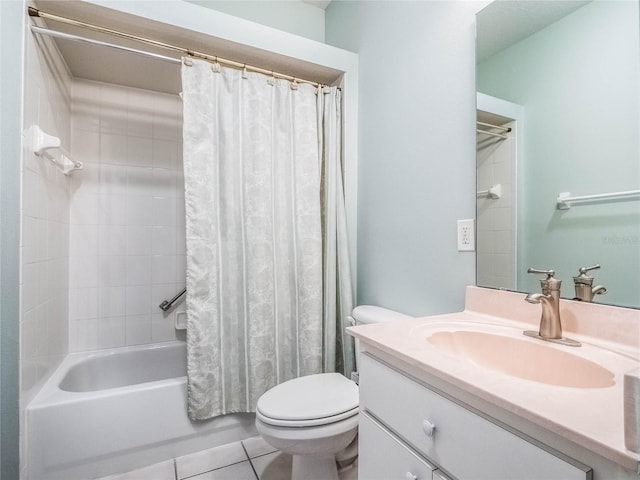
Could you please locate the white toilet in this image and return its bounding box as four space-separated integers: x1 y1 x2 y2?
255 305 412 480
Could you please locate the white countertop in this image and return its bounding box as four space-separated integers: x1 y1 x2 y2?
347 287 640 473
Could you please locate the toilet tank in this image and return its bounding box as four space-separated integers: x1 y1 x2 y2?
349 305 413 381
350 305 412 326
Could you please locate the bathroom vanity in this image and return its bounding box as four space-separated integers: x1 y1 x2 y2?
348 287 640 480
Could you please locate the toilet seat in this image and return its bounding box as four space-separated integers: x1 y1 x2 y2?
256 373 358 427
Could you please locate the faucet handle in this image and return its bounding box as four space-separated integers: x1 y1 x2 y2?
527 268 555 279
578 264 600 275
527 268 560 293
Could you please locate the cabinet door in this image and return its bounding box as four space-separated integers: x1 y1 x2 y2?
359 354 592 480
359 412 435 480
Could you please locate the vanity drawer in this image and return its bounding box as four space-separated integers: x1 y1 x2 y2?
359 411 436 480
359 354 591 480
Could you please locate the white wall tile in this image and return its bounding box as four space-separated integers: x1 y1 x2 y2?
35 219 48 262
126 90 155 138
71 161 100 196
101 133 128 165
151 313 178 343
101 86 129 135
72 80 101 132
70 193 100 226
99 194 128 226
125 285 152 315
152 226 176 256
125 196 154 226
71 130 100 164
98 316 126 349
126 226 153 255
69 287 98 321
69 255 99 289
151 197 177 226
127 136 153 167
153 139 179 169
176 255 187 283
70 224 99 258
151 168 177 197
98 255 126 287
101 164 129 195
98 286 126 317
99 225 127 256
127 166 155 197
125 255 152 286
126 314 152 345
68 80 184 352
152 255 176 285
71 319 99 352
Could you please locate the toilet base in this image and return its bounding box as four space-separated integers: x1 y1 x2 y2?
292 454 339 480
255 414 358 480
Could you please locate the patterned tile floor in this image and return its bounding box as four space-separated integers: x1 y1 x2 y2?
97 436 358 480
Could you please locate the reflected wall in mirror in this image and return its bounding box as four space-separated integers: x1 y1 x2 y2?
476 0 640 308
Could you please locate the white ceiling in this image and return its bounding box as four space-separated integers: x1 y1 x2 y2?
476 0 591 63
302 0 332 10
31 0 342 94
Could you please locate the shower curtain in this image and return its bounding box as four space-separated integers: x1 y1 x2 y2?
181 58 353 420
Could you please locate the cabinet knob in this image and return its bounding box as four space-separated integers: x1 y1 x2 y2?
405 472 418 480
422 419 436 437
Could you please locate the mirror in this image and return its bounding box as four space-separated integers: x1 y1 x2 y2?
475 0 640 309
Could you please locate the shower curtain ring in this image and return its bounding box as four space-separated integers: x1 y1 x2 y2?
242 64 248 79
211 57 221 73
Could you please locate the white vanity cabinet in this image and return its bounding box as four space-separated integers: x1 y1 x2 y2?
358 354 592 480
359 413 438 479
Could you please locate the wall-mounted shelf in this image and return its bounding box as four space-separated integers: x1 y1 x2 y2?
557 190 640 209
24 125 83 176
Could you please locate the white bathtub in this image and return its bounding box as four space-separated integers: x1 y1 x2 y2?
26 342 257 480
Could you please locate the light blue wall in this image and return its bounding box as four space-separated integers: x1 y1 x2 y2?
326 1 482 316
477 0 640 307
185 0 326 42
0 0 24 477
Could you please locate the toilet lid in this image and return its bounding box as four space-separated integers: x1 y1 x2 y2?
256 373 358 423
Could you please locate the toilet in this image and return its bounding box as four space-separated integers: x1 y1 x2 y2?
255 305 412 480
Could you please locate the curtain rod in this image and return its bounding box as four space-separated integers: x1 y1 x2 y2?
477 121 512 133
31 25 183 65
476 129 508 140
27 6 325 88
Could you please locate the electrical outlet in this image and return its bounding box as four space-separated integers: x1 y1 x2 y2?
457 219 475 252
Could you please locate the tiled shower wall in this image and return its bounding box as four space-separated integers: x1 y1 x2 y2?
21 32 72 408
476 125 516 290
69 79 185 352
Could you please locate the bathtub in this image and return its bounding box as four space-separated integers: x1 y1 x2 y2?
26 342 257 480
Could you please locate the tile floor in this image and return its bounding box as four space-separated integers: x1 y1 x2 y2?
97 435 358 480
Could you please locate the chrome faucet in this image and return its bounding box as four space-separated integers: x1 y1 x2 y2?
573 264 607 302
523 268 581 347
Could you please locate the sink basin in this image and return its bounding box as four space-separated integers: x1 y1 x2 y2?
428 330 615 388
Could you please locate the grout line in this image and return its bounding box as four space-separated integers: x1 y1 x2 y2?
241 442 260 480
180 460 255 480
173 459 178 480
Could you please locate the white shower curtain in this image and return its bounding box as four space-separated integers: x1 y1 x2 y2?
318 87 355 378
181 59 353 420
